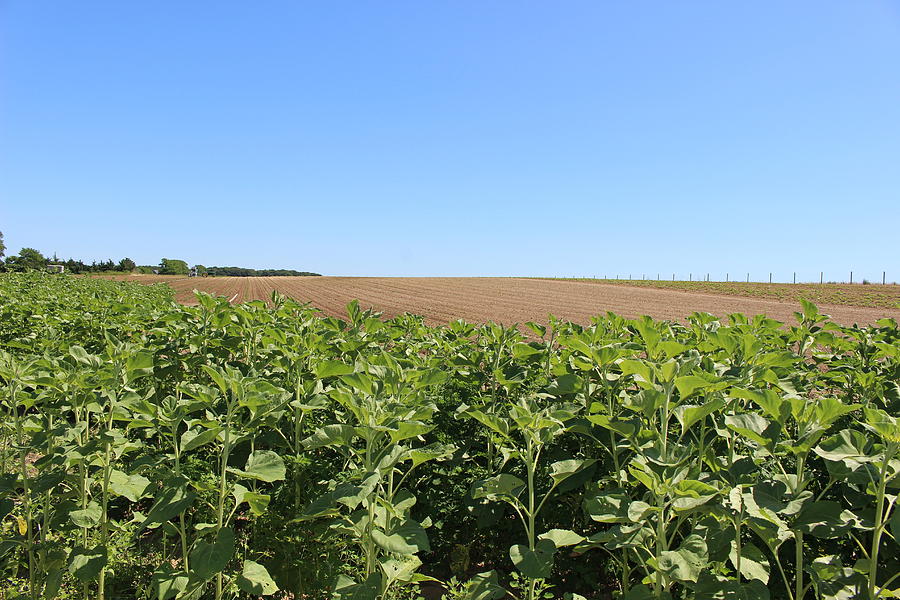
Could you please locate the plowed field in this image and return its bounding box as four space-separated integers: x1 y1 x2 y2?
141 276 900 327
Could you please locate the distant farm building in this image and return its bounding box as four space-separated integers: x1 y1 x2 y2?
47 264 65 273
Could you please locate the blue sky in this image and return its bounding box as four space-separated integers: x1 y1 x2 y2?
1 2 898 281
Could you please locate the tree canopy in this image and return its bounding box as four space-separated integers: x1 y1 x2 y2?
5 247 47 271
159 258 189 275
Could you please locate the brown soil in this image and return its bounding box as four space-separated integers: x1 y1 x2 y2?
157 277 899 327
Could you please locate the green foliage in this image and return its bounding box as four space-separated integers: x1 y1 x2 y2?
0 272 898 600
205 265 321 276
4 247 46 271
159 258 190 275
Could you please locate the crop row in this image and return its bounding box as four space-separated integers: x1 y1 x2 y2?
0 272 898 600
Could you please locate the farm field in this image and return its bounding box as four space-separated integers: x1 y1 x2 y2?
111 275 900 326
2 272 899 600
537 278 900 310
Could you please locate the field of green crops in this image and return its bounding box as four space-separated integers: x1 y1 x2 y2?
1 272 899 600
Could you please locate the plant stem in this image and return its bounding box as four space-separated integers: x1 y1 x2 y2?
526 437 536 600
869 443 896 599
11 381 37 600
215 398 234 600
172 424 189 573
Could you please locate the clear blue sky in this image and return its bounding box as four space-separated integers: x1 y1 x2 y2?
2 2 898 281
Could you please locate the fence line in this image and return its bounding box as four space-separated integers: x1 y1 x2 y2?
563 271 894 284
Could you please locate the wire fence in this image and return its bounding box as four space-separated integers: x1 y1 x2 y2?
563 271 896 285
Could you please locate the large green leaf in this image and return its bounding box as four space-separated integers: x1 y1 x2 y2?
674 399 724 436
315 360 354 379
125 351 154 379
333 573 381 600
389 420 434 443
864 408 900 443
299 476 379 518
68 545 107 582
232 450 286 483
459 571 506 600
180 426 223 453
627 501 654 523
812 397 860 429
732 388 789 424
807 555 867 600
793 501 858 538
814 429 872 466
303 424 356 449
136 476 195 535
341 372 375 395
586 414 636 437
409 442 455 467
648 534 708 583
371 519 430 554
150 564 190 600
379 555 423 586
672 480 719 512
674 375 712 399
232 483 271 516
509 539 556 579
620 360 656 389
725 413 777 449
538 529 584 548
622 584 668 600
549 459 596 486
0 498 13 522
695 573 770 599
729 541 770 583
190 527 235 581
471 474 524 501
108 470 151 502
69 502 102 528
236 560 279 595
42 567 64 600
584 489 630 523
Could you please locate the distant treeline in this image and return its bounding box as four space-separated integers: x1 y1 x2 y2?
205 266 321 277
0 232 322 276
4 254 138 274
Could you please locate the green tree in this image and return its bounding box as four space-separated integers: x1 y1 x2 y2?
118 257 136 272
6 248 47 271
0 231 6 259
159 258 189 275
193 264 208 276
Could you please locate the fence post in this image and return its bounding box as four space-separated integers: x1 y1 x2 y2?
672 273 675 281
820 272 823 284
793 272 796 284
689 273 692 281
850 271 853 284
884 271 886 285
726 273 729 282
769 273 772 284
747 273 749 282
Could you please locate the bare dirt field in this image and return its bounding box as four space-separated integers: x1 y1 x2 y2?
141 276 900 327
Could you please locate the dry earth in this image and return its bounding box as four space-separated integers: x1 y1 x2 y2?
138 276 900 327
